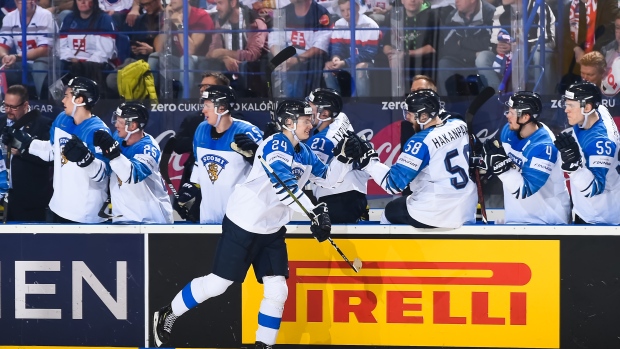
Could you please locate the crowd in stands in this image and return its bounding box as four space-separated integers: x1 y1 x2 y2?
0 0 620 100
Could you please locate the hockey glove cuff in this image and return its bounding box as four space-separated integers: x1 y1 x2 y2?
333 133 354 164
93 130 121 160
63 135 95 168
310 202 331 242
482 138 513 176
554 131 582 173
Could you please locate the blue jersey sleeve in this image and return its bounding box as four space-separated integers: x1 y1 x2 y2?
193 121 208 163
0 152 7 195
518 143 557 198
308 134 335 164
117 134 158 184
580 136 616 196
261 135 301 201
381 138 430 194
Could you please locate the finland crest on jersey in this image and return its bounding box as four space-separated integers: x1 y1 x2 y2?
59 136 71 166
200 154 229 184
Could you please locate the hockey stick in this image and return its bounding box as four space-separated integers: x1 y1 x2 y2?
257 155 362 273
159 137 191 219
466 86 496 224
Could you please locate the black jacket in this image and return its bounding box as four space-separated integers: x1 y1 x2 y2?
1 110 53 215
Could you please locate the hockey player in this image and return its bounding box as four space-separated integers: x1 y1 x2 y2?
153 100 359 348
1 77 111 223
476 91 571 224
355 89 477 228
556 82 620 224
174 85 263 224
92 102 174 224
305 88 370 223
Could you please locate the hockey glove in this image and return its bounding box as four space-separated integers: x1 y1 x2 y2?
333 133 354 164
63 135 95 167
93 130 121 160
353 137 379 171
233 133 258 164
2 126 33 154
176 182 201 213
263 121 280 140
482 138 513 176
554 131 582 173
310 202 331 242
469 134 487 176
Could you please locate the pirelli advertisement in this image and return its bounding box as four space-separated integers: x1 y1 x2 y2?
147 233 620 349
242 239 559 348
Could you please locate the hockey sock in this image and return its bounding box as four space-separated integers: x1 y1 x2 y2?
171 273 233 315
256 275 288 345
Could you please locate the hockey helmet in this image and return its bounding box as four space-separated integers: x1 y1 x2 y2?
505 91 542 118
562 81 602 108
404 89 441 124
67 77 100 108
113 102 149 129
306 88 343 118
200 85 237 111
275 100 313 129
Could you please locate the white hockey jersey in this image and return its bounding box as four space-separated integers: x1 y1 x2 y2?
59 12 116 63
0 5 55 63
109 132 173 224
191 119 263 224
226 132 351 234
568 106 620 224
365 118 477 228
28 112 110 223
498 123 571 224
306 112 369 199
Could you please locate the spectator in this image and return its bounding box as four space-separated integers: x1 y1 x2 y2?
46 0 76 25
436 0 495 96
560 0 618 90
206 0 269 96
381 0 441 90
171 71 230 221
148 0 213 98
59 0 117 98
0 0 56 100
268 0 331 98
579 50 606 88
475 0 556 92
105 0 163 95
98 0 141 28
323 0 380 97
410 73 436 91
0 85 52 222
601 13 620 68
363 0 391 26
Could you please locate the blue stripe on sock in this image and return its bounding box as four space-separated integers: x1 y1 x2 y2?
182 282 198 309
258 312 282 329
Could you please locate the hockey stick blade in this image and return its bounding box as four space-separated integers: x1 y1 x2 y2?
466 87 496 127
269 46 296 71
258 155 361 273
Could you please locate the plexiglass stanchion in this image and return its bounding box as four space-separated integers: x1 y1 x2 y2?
391 6 405 98
271 7 286 99
511 0 525 92
160 6 174 100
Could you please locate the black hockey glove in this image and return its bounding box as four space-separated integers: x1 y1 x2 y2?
469 134 487 176
263 121 280 140
93 130 121 160
353 137 379 171
63 135 95 167
233 133 258 165
554 131 582 173
310 202 331 242
481 138 513 177
2 126 33 154
175 182 201 215
333 133 354 164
